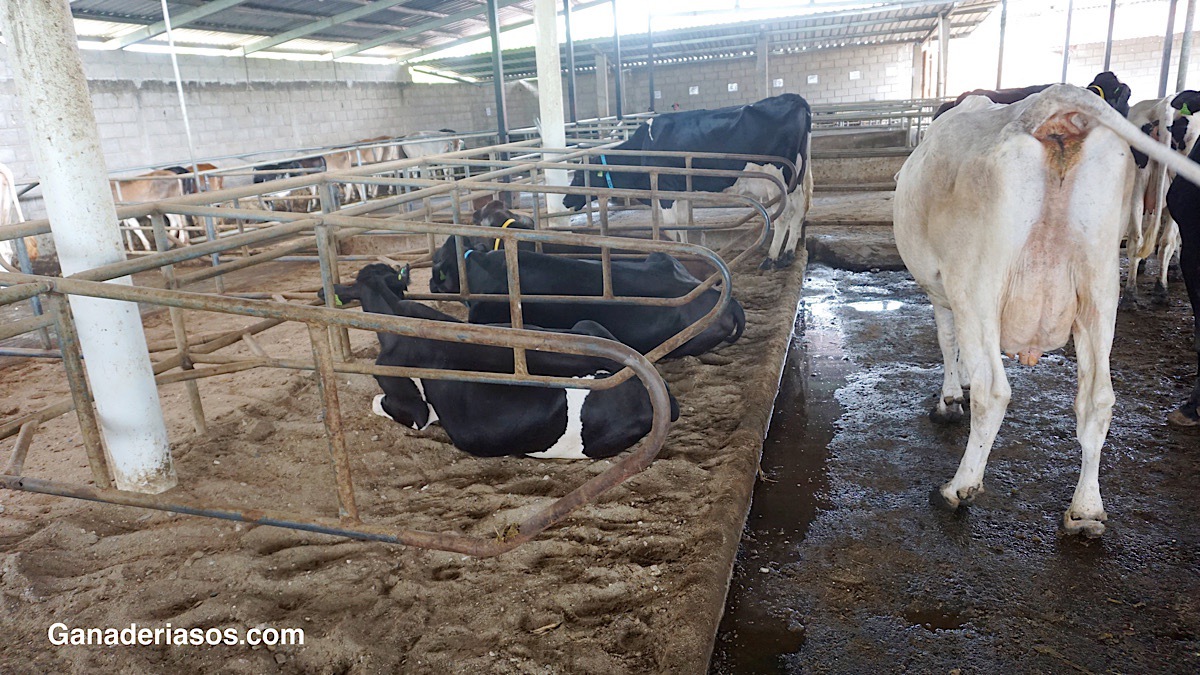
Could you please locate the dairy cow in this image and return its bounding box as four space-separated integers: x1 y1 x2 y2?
430 241 744 359
932 71 1132 119
562 94 813 268
894 84 1200 537
1164 135 1200 428
328 263 678 458
1122 91 1200 301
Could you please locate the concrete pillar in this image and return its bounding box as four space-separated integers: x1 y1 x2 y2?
756 33 770 100
534 0 567 213
0 0 175 493
595 51 610 117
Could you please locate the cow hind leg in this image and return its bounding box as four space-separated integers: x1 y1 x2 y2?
1168 235 1200 427
1153 220 1181 304
930 305 966 424
1062 318 1115 537
934 325 1010 510
763 210 790 269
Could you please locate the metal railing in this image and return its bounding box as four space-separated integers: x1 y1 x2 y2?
0 138 778 555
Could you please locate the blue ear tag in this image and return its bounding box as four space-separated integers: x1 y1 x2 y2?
464 248 474 260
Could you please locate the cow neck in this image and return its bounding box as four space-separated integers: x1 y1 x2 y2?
599 155 614 189
493 218 516 251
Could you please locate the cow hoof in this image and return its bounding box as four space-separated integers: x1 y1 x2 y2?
929 400 964 425
758 257 775 271
1166 405 1200 428
777 251 796 268
931 484 981 511
1117 293 1139 310
1151 283 1169 306
1061 511 1106 539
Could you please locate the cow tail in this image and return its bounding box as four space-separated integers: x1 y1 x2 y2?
725 299 746 344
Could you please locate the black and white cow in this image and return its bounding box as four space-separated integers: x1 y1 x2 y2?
562 93 813 268
429 242 745 358
471 200 598 256
932 71 1132 120
328 263 678 458
1164 137 1200 428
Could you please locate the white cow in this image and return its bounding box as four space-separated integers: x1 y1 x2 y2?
401 130 465 180
894 84 1200 537
1123 96 1198 300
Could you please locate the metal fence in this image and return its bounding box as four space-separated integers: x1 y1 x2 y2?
0 138 782 555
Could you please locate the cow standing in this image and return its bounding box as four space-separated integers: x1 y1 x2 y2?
328 263 678 458
894 85 1200 537
932 71 1132 120
110 170 187 249
562 94 813 268
1122 91 1200 302
1164 138 1200 428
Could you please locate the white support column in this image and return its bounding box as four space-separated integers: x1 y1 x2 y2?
534 0 568 213
595 51 610 118
0 0 175 493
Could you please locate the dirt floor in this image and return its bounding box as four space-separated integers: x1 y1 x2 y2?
0 239 806 673
712 261 1200 674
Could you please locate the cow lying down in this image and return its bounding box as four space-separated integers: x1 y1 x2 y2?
328 263 679 459
429 239 745 358
471 199 599 256
895 84 1200 537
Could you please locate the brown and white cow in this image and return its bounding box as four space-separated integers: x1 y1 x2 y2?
0 162 35 271
894 84 1200 537
110 170 187 250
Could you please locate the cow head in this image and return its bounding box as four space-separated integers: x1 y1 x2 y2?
472 199 534 229
1086 71 1131 117
319 263 409 307
430 236 488 294
563 167 603 211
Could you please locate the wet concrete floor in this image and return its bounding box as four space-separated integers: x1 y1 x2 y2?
712 264 1200 674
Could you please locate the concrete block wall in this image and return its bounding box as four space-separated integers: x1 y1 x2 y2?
1067 33 1200 104
614 43 915 114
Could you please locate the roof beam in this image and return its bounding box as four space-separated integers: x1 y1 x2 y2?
396 0 607 65
100 0 253 49
241 0 419 54
332 0 526 59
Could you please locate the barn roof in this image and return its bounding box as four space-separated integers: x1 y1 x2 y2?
58 1 999 75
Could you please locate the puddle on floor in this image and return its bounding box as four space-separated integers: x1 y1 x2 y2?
709 270 853 674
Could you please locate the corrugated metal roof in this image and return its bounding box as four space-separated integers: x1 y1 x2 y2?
420 0 1000 80
61 1 997 76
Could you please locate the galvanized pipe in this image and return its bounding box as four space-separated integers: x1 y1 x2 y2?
1178 0 1197 91
1103 0 1117 71
1162 0 1181 97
